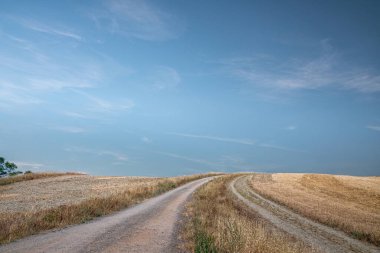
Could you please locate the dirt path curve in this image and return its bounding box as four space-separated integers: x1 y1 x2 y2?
0 177 212 253
230 175 380 253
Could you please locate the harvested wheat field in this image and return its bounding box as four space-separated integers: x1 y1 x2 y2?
249 173 380 246
0 172 83 186
0 174 157 213
0 173 214 244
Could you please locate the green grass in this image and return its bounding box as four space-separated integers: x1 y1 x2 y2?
195 229 217 253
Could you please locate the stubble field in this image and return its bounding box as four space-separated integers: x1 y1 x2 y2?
0 172 214 244
249 173 380 245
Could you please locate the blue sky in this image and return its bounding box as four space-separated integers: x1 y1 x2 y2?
0 0 379 176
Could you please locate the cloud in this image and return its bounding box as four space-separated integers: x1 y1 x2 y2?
367 125 380 132
221 42 380 93
156 151 220 167
258 143 306 153
0 28 132 106
2 33 50 62
169 132 304 153
141 136 151 143
72 90 135 113
63 111 90 119
168 132 256 145
148 66 181 90
0 82 43 109
54 126 86 133
5 16 82 41
285 125 297 131
156 151 253 171
28 78 94 91
344 73 380 93
65 146 128 161
0 37 101 109
98 151 128 161
14 161 45 169
89 0 183 41
25 22 82 41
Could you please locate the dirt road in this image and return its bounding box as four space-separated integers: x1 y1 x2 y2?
230 175 380 253
0 177 212 253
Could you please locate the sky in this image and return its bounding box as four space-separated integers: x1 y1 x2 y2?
0 0 379 176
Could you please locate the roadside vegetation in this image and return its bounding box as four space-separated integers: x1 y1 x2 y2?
0 173 217 244
181 175 316 253
249 173 380 246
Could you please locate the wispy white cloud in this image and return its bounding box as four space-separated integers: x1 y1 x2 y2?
28 78 94 91
367 125 380 132
14 161 45 169
258 143 306 153
63 111 90 119
98 151 128 161
344 73 380 93
156 151 253 171
6 16 83 41
72 90 135 113
89 0 183 41
169 132 304 153
65 146 128 161
54 126 86 134
0 82 43 109
148 66 181 90
285 125 297 131
2 33 50 62
0 28 132 112
168 132 256 145
221 41 380 93
141 136 151 143
0 40 100 106
155 151 220 167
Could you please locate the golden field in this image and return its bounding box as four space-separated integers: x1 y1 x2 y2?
0 174 159 213
249 173 380 245
0 172 83 186
0 172 216 244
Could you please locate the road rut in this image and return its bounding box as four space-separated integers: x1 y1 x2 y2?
230 175 380 253
0 177 212 253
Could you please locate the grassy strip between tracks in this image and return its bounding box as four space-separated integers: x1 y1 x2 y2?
181 175 317 253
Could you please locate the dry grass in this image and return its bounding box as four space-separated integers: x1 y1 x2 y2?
0 172 84 186
249 173 380 246
181 175 316 253
0 175 155 213
0 173 217 244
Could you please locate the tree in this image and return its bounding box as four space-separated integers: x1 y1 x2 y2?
0 157 22 177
